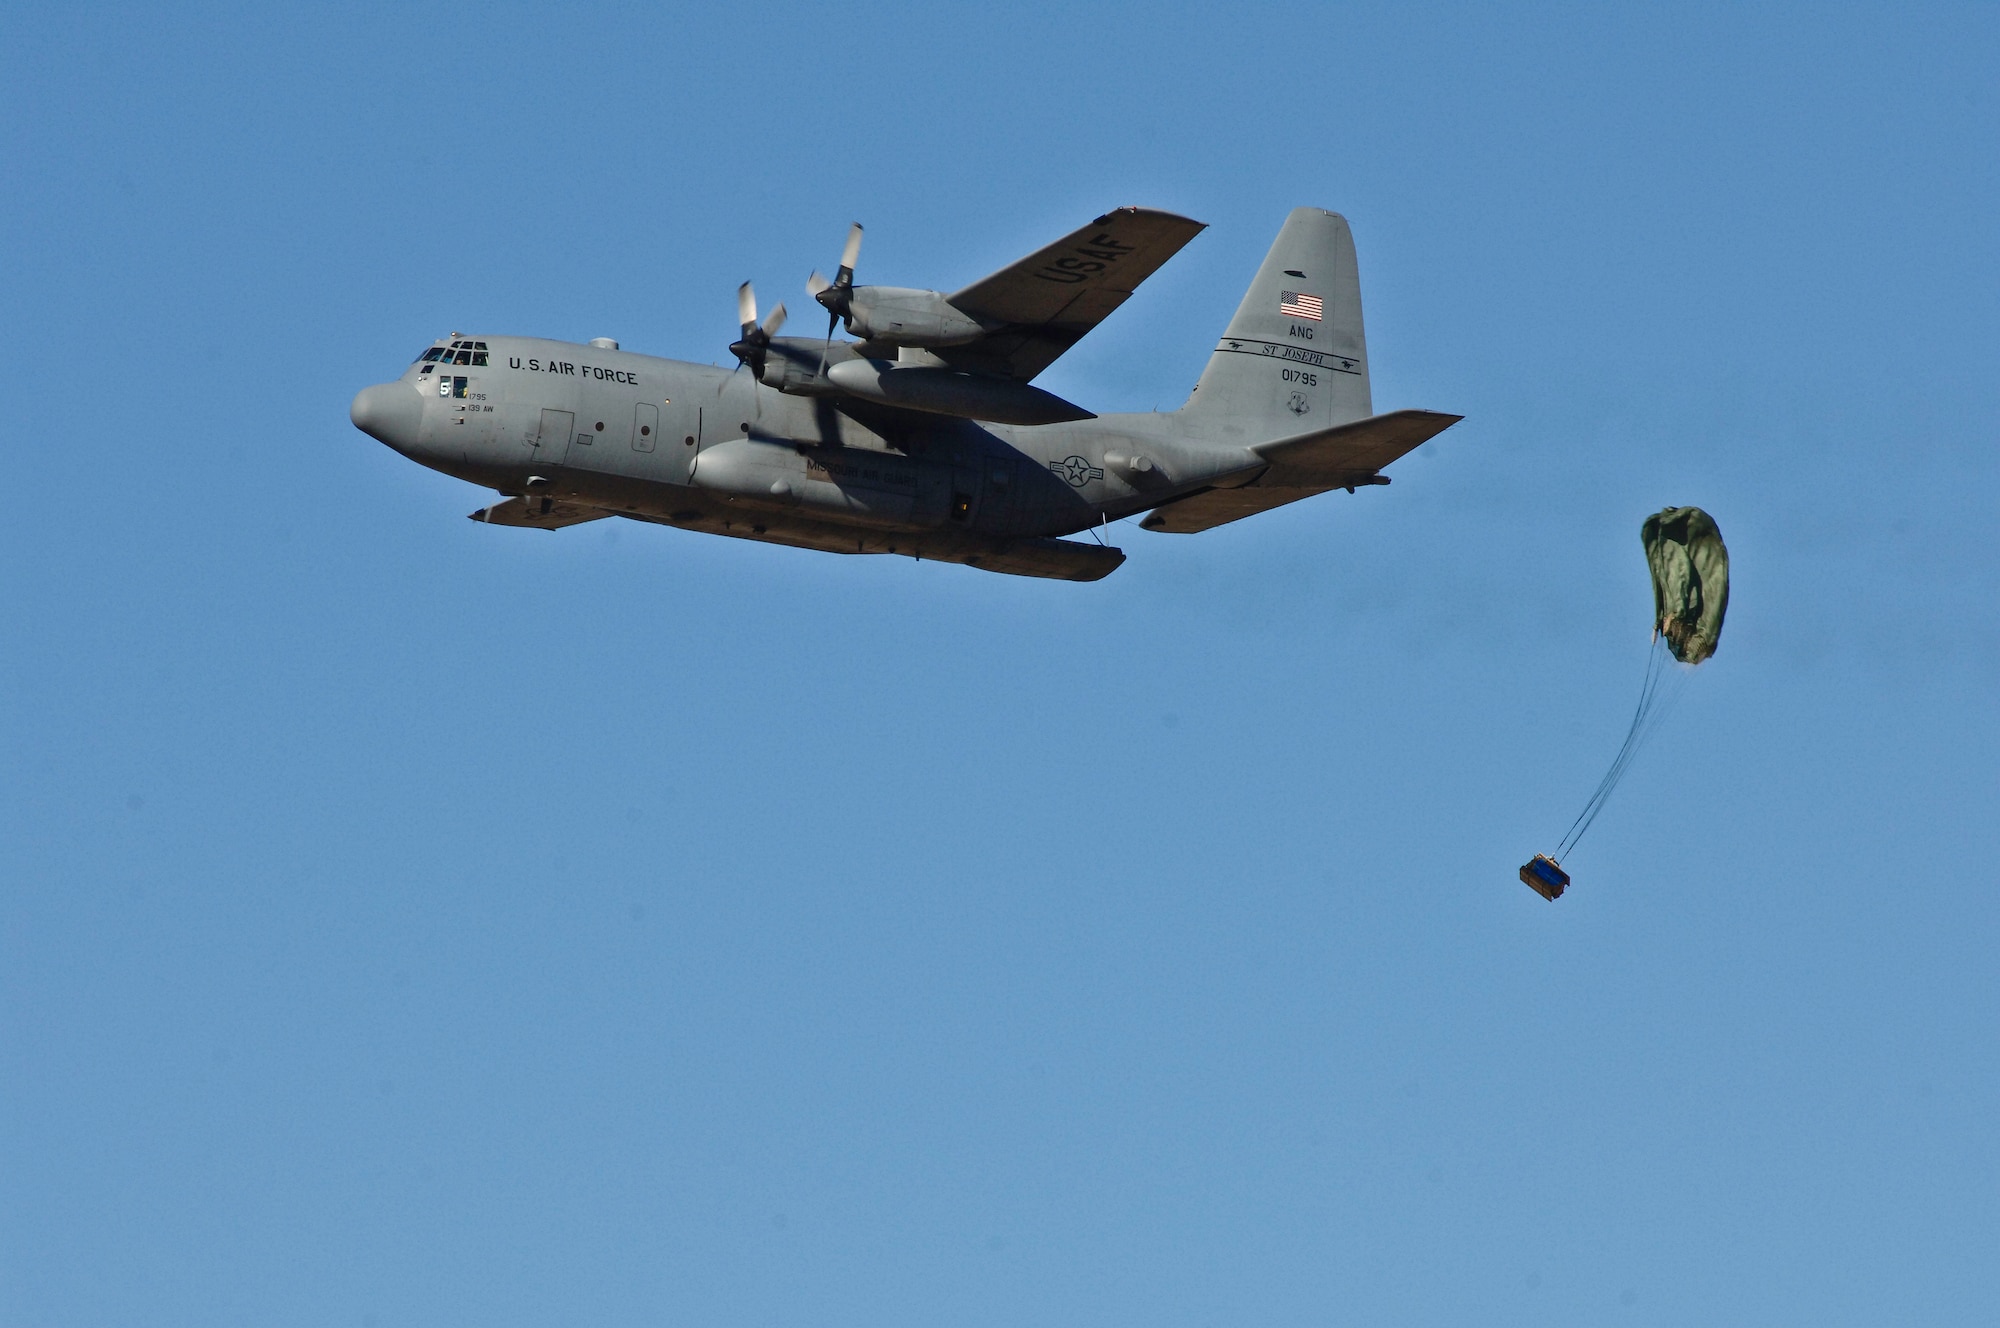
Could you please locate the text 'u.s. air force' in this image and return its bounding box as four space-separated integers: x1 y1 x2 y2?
508 356 640 385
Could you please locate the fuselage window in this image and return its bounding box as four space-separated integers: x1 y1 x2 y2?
453 349 473 365
470 351 488 365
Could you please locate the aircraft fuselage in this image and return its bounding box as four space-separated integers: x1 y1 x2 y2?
353 333 1253 578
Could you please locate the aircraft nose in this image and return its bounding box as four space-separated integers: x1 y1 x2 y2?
350 381 423 451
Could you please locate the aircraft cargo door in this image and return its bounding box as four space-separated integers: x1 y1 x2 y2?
531 408 574 469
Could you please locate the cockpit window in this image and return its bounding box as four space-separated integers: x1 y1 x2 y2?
416 341 487 370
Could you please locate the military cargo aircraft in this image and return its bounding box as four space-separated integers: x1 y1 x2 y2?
350 206 1460 581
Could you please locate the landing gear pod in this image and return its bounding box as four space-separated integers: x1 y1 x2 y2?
1519 854 1570 902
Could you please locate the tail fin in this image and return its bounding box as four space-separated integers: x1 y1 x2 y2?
1176 207 1371 441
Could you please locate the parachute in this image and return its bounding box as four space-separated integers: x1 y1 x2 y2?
1519 507 1730 899
1644 506 1730 665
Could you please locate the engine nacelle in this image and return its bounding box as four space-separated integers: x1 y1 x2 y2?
755 337 852 396
842 286 991 347
824 359 1095 426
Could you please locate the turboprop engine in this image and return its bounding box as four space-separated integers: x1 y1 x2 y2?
837 286 991 347
807 222 993 349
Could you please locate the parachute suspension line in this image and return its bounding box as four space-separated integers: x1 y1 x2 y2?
1553 637 1691 862
1555 639 1693 860
1553 642 1666 860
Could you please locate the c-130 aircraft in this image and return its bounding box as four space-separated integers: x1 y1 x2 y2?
350 206 1460 581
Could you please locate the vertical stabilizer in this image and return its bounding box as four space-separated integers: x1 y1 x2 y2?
1177 207 1371 441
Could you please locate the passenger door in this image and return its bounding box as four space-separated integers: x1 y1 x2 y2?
530 408 574 471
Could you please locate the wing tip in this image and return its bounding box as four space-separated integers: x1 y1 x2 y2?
1094 205 1208 232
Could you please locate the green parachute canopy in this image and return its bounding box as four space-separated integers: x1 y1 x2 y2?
1642 506 1729 664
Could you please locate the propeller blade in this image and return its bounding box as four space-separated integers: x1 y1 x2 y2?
838 222 863 281
729 285 785 382
811 223 865 374
815 222 865 319
816 309 838 379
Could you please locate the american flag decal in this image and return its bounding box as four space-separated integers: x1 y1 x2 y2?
1279 291 1324 321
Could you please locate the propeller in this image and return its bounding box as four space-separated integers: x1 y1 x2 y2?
727 281 786 381
807 222 864 373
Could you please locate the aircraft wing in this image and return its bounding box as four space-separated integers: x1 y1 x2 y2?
938 207 1206 381
1139 409 1462 534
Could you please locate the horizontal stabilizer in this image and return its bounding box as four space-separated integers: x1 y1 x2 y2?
1139 409 1461 535
1139 484 1337 534
470 495 612 529
1252 408 1463 485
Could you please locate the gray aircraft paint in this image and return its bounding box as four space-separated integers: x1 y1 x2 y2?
350 208 1461 581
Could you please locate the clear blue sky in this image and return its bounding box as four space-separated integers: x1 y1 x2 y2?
5 5 1996 1324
